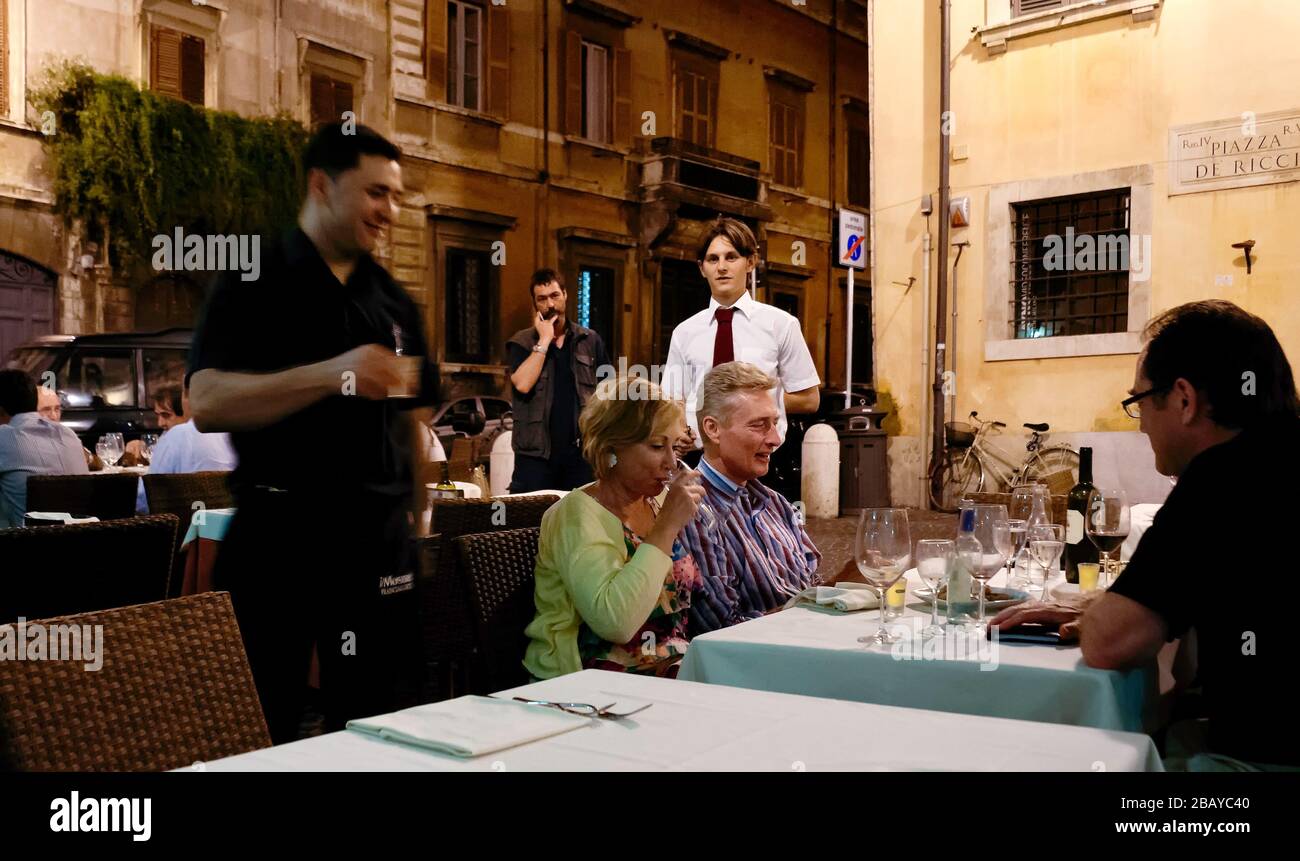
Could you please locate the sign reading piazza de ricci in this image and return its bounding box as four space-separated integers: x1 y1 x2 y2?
1169 109 1300 195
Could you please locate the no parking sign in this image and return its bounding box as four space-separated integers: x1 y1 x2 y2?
838 209 867 270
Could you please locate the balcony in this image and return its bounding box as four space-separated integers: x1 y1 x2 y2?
638 137 772 247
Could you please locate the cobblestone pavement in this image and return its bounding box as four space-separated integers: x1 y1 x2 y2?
805 508 958 582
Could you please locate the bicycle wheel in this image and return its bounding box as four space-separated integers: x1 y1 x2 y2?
1022 445 1080 495
929 447 985 512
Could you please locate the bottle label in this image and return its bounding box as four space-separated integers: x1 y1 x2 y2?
1066 509 1084 544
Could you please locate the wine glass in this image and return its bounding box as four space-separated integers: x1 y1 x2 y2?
915 539 954 639
94 440 111 471
1028 523 1065 600
109 432 125 466
965 504 1009 631
667 459 718 532
97 434 122 470
855 508 912 647
1005 517 1028 588
141 433 159 464
1086 488 1130 587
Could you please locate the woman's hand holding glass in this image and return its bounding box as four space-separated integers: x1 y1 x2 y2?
666 459 718 533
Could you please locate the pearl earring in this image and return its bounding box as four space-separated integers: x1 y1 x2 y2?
607 452 618 468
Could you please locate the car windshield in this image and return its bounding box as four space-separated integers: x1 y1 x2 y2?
56 348 137 408
5 347 59 376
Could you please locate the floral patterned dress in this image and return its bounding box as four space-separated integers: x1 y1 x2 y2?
577 505 703 677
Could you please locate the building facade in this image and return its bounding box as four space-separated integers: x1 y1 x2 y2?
870 0 1300 507
0 0 873 416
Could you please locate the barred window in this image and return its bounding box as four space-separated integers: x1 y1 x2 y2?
445 248 491 363
1010 188 1131 339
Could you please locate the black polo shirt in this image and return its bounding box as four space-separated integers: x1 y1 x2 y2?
188 228 437 499
1109 415 1300 766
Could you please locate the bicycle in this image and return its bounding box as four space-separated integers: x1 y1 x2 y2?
928 411 1080 512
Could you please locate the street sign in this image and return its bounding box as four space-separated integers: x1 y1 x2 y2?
838 209 868 269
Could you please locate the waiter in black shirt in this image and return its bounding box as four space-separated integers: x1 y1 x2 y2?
189 123 435 743
992 300 1300 770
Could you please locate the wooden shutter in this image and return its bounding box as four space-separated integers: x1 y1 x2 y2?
563 30 582 137
310 74 334 126
151 26 183 99
426 0 448 100
180 35 205 105
486 3 509 118
334 80 354 118
0 0 9 117
612 47 632 145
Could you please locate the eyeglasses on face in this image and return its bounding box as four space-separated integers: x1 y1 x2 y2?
1121 384 1171 419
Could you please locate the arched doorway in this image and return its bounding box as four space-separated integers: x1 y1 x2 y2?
135 273 203 331
0 251 56 362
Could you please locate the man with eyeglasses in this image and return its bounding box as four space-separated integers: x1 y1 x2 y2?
992 300 1300 771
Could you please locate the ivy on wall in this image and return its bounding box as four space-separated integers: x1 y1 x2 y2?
32 63 308 270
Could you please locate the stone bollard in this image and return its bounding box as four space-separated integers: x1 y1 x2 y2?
490 431 515 496
801 423 840 519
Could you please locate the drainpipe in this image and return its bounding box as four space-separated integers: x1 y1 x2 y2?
949 240 969 424
919 223 932 508
929 0 952 504
824 0 839 383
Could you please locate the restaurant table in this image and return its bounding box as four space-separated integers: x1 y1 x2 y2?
196 669 1163 771
678 570 1160 733
179 507 237 596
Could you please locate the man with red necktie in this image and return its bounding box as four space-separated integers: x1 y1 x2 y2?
664 216 821 462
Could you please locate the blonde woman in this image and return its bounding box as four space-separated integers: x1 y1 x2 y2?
523 376 706 679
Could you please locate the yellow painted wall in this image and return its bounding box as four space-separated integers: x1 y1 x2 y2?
871 0 1300 504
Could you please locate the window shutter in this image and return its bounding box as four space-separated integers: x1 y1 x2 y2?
180 35 205 105
486 3 509 118
334 80 354 118
0 0 9 117
612 47 632 145
563 30 582 137
310 74 335 126
425 0 448 100
1014 0 1067 15
151 26 183 99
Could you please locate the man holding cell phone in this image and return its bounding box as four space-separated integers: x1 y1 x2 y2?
506 269 609 493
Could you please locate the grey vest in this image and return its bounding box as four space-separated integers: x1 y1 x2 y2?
507 322 602 459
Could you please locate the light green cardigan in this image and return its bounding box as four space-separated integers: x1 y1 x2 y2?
522 485 672 680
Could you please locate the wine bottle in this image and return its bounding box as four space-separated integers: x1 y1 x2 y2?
1064 446 1097 583
429 461 463 501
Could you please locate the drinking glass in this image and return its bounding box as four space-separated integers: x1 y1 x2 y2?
94 440 111 470
108 433 125 466
142 434 159 464
97 434 122 469
966 504 1009 631
666 459 718 532
855 508 912 647
1028 523 1065 599
915 539 954 639
1086 488 1130 587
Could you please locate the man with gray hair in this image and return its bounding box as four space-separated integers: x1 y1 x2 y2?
681 361 821 635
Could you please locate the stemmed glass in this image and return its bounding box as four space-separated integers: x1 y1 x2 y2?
1086 488 1130 587
1007 486 1037 588
960 504 1009 631
141 433 159 464
97 433 124 470
855 508 912 647
915 539 954 639
666 459 718 532
1028 523 1065 600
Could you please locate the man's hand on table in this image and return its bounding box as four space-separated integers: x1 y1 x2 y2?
989 591 1102 640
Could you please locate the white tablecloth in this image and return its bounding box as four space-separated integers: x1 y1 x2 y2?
678 569 1158 732
195 670 1162 772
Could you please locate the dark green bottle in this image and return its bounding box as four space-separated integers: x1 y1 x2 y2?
1064 447 1097 583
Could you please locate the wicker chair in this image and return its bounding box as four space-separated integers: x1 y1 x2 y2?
456 527 541 695
968 491 1068 527
25 473 139 521
0 514 179 622
417 495 558 702
0 592 271 771
142 471 234 598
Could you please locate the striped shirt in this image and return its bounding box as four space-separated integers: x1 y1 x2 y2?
683 456 822 636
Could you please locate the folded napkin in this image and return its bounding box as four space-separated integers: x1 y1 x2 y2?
25 512 100 524
346 695 590 758
784 581 881 612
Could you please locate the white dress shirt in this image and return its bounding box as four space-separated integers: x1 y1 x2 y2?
0 412 90 528
663 290 820 443
136 420 238 513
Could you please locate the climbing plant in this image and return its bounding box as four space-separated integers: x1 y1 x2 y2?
32 62 308 269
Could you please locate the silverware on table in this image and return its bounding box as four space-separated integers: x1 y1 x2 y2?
511 697 653 720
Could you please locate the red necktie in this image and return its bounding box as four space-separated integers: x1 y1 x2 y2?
713 307 736 367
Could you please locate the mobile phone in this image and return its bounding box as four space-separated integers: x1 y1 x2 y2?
989 622 1067 644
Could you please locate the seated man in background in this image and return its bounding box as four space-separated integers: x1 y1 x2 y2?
992 300 1299 771
136 383 238 513
0 369 89 528
682 361 821 635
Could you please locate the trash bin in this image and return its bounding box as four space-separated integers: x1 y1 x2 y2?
839 409 890 513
